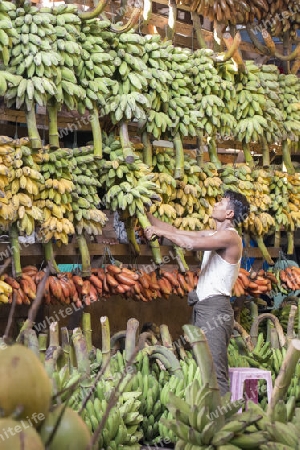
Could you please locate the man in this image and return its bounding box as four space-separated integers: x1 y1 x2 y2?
144 190 250 396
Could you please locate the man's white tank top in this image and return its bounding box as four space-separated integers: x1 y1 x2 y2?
196 230 241 302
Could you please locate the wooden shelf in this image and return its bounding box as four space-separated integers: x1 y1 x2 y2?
0 243 280 267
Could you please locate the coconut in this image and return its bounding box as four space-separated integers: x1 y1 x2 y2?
39 406 91 450
0 344 52 427
0 418 44 450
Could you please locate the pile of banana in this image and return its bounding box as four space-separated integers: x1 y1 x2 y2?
262 0 300 38
70 146 107 236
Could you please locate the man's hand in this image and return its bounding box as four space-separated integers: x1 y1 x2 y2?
144 226 160 241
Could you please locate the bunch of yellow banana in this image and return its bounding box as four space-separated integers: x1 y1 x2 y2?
151 171 177 203
0 278 12 304
243 211 275 236
269 169 293 230
34 147 74 244
288 173 300 228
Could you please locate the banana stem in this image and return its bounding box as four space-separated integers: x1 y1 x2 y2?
261 135 270 167
110 7 142 33
174 246 189 272
90 101 102 159
208 139 221 168
125 217 140 255
79 0 107 19
125 318 139 363
253 235 274 265
49 321 60 347
282 140 295 174
47 100 60 150
183 324 224 427
23 329 40 358
100 316 111 378
136 211 162 265
196 131 204 167
142 0 152 25
82 312 93 354
267 339 300 421
45 322 62 378
10 223 22 278
250 313 286 348
167 0 177 41
174 132 184 179
287 231 294 255
43 241 60 274
287 305 297 344
242 142 254 168
274 226 281 248
160 324 174 353
76 234 91 278
60 326 71 369
142 131 152 166
249 300 258 320
38 333 48 364
72 327 90 377
120 121 135 163
25 107 42 150
191 11 206 49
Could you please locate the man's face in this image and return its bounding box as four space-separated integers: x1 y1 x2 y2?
212 197 234 222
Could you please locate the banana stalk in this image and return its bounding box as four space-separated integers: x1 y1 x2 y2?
79 0 107 20
286 305 297 344
110 7 142 33
282 140 295 174
125 317 139 363
38 333 48 365
23 328 40 358
267 338 300 421
110 330 126 352
60 326 71 369
261 135 270 167
82 312 93 355
207 139 221 168
43 241 60 274
45 321 63 378
76 234 91 278
142 0 152 25
160 324 174 353
233 321 254 352
183 324 224 428
174 132 184 179
120 120 135 164
174 246 189 272
148 345 183 377
253 235 274 265
125 216 140 255
167 0 177 41
242 142 254 168
274 226 281 248
142 131 152 166
47 99 60 150
250 313 286 348
72 327 90 377
90 101 102 159
136 211 162 265
286 230 294 255
100 316 111 378
191 11 206 49
9 223 22 278
25 106 42 150
196 131 204 167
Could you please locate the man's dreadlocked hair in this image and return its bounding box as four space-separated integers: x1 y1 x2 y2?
224 190 250 225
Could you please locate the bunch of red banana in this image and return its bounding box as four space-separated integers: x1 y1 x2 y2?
233 267 276 298
2 264 200 305
279 266 300 291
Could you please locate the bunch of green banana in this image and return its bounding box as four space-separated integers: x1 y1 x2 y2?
35 147 75 244
269 169 292 230
103 30 151 124
278 73 300 141
0 0 17 66
99 138 160 217
6 3 60 111
144 35 174 139
75 17 117 115
70 146 107 236
228 337 250 368
215 59 238 140
274 304 299 336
